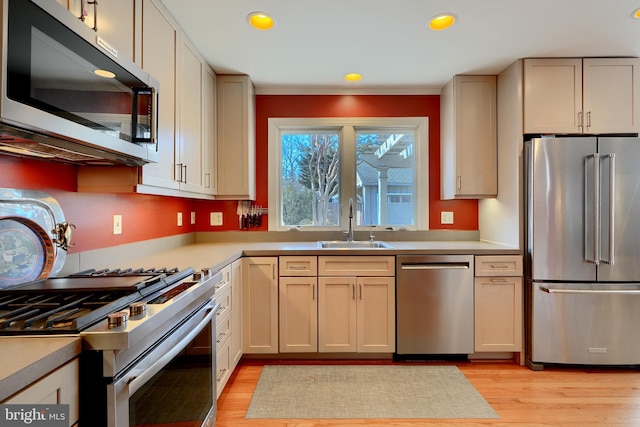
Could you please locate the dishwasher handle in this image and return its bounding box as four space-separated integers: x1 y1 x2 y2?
400 263 470 270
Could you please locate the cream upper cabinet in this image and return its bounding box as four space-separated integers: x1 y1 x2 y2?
63 0 137 62
474 255 523 363
242 257 278 354
441 75 497 199
217 75 256 200
138 0 180 191
524 58 640 134
203 67 218 195
176 37 214 194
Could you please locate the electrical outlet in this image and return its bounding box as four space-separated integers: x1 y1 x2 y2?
210 212 223 226
113 214 122 235
190 212 196 225
441 211 454 225
177 212 183 227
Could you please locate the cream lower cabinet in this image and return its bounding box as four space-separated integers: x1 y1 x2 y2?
214 265 232 397
3 358 79 426
242 257 278 354
317 256 395 353
215 259 243 398
279 256 318 353
474 255 524 363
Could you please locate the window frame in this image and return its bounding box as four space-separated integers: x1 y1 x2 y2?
268 117 429 231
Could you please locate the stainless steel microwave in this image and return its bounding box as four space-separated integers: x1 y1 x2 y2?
0 0 159 166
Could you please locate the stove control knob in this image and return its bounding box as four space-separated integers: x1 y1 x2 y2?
107 311 129 328
193 272 204 281
130 302 147 317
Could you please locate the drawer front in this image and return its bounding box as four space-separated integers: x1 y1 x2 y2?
279 256 318 276
216 311 232 349
215 287 232 324
215 342 231 398
318 256 395 276
475 255 523 276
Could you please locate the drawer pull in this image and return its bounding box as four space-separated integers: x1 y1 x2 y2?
216 368 227 382
490 278 509 283
216 306 227 316
489 264 510 269
288 265 308 270
216 332 226 343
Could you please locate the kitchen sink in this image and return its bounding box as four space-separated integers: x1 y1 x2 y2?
317 240 392 249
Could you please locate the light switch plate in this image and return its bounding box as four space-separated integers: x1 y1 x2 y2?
113 214 122 235
441 211 454 224
210 212 223 226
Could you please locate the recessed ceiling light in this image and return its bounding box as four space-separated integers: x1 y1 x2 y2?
247 12 276 30
94 69 116 78
428 13 457 31
632 7 640 19
344 73 362 82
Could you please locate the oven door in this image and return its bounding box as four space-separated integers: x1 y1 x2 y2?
108 298 219 427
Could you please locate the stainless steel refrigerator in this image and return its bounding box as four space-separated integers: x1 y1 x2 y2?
525 136 640 369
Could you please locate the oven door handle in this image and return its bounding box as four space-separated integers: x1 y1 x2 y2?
127 298 218 395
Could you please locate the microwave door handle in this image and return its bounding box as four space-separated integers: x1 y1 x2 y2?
151 87 158 147
127 300 217 395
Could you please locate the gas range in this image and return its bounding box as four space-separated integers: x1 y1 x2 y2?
0 267 202 335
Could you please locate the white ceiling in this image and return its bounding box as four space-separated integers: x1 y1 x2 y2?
160 0 640 94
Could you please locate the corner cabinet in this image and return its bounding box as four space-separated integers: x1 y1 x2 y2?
242 257 278 353
216 75 256 200
524 57 640 134
440 75 497 199
317 256 395 353
474 255 524 364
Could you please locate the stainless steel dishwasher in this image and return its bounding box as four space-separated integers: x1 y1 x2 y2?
396 255 474 355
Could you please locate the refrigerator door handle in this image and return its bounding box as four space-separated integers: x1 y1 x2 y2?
584 154 600 265
602 153 616 265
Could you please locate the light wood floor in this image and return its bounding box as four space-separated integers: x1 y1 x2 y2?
216 359 640 427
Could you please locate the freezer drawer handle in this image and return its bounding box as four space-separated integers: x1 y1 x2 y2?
539 286 640 295
401 263 469 270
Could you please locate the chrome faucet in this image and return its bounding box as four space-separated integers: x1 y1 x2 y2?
347 198 354 242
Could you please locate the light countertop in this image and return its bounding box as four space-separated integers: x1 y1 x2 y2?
0 238 519 400
0 336 81 402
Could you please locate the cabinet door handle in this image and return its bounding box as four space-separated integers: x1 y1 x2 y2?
205 173 211 188
456 176 462 191
578 111 583 129
352 284 356 300
359 284 363 300
586 111 592 129
312 284 316 300
273 264 276 280
182 165 187 183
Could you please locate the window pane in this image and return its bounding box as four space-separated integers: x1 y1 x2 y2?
281 132 340 226
356 131 415 226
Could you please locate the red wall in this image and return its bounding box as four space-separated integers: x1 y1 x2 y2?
0 156 196 253
0 94 478 253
